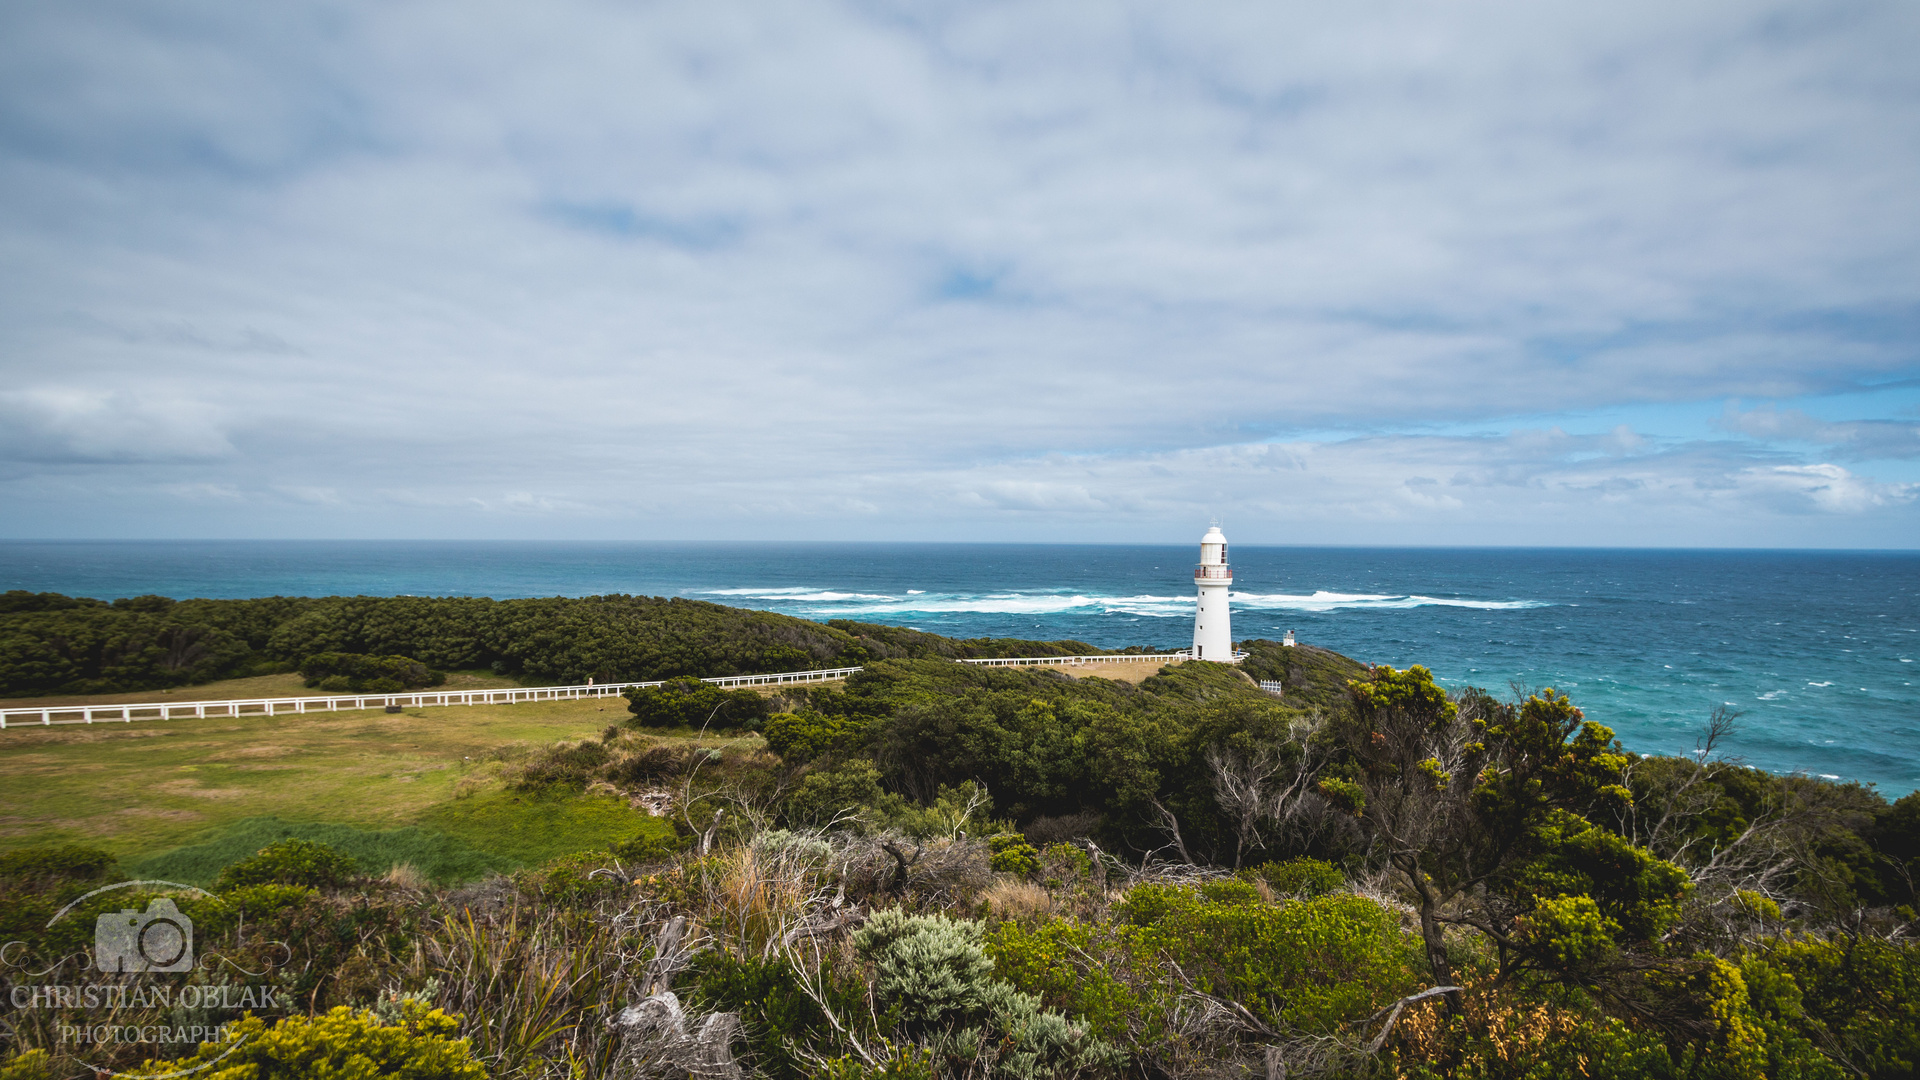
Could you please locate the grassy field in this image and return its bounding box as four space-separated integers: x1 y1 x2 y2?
1045 659 1185 684
0 665 1167 882
0 696 699 880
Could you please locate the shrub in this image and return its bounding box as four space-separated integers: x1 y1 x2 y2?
813 1047 938 1080
0 1050 54 1080
506 739 611 791
610 831 689 864
1038 843 1093 886
785 759 907 829
989 834 1042 876
215 839 359 891
625 677 770 730
887 781 1002 840
123 1001 485 1080
607 743 697 784
517 851 629 905
854 908 1122 1078
217 883 318 919
1246 857 1344 897
687 951 873 1080
1113 884 1422 1033
299 652 445 693
0 844 116 888
1759 934 1920 1079
1386 980 1682 1080
762 710 851 764
1196 878 1262 905
987 917 1170 1053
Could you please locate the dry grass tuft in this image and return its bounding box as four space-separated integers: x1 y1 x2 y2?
981 878 1055 923
707 842 826 957
385 862 427 888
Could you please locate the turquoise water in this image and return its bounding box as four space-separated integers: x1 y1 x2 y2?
2 541 1915 795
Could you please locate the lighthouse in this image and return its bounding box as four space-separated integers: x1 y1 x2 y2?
1191 524 1233 661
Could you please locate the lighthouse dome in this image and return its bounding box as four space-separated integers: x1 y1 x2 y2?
1198 526 1228 568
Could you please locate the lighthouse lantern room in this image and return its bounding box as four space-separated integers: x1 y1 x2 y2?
1191 525 1233 661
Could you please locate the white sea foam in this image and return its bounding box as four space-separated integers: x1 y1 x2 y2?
697 585 1546 618
704 588 898 602
823 593 1116 616
1758 690 1787 701
703 591 1118 616
1231 590 1546 612
1808 681 1834 687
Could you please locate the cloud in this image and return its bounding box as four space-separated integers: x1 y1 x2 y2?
907 430 1920 542
0 1 1916 541
159 482 243 501
1717 403 1920 459
272 484 342 505
1739 463 1911 513
0 388 234 463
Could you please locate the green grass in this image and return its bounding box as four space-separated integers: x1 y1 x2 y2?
0 697 678 880
128 816 511 886
421 789 673 869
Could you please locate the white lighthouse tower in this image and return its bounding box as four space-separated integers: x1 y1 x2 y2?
1191 524 1233 661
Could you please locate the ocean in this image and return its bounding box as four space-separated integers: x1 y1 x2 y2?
2 540 1915 796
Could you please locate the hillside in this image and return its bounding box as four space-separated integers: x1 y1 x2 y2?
0 590 1135 698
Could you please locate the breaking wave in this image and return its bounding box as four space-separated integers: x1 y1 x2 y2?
696 587 1547 618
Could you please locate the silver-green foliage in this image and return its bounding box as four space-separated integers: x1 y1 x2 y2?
853 909 1122 1079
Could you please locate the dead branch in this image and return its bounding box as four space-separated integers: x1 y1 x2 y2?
1360 986 1461 1053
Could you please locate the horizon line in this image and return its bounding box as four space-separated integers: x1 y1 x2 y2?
2 538 1919 555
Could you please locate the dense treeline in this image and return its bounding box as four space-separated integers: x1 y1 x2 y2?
299 652 447 693
0 590 1123 697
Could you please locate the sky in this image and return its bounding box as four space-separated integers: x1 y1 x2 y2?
2 0 1918 546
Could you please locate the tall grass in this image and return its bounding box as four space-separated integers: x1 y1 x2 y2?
431 905 641 1079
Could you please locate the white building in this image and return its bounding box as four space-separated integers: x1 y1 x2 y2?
1191 525 1233 661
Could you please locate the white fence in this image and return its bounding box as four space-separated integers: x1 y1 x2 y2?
0 665 864 730
0 650 1228 731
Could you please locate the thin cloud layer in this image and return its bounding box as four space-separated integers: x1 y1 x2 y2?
1 1 1916 542
1717 403 1920 460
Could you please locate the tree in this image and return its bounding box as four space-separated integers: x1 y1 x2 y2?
1327 666 1640 1000
1200 709 1334 869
